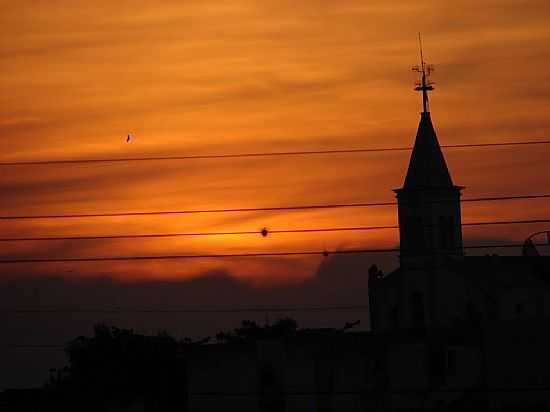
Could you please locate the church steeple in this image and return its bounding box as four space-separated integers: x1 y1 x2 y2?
404 34 454 189
394 36 464 266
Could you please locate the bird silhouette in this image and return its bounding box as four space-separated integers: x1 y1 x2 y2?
126 134 131 143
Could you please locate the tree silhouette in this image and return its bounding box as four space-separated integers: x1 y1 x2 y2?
216 317 298 343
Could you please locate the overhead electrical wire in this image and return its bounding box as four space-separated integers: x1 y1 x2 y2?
0 243 545 264
0 249 393 264
1 139 550 167
3 305 370 314
0 344 64 349
1 218 550 242
3 141 549 348
2 194 550 220
0 226 396 241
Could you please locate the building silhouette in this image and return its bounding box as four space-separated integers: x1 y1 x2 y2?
369 104 550 332
186 54 550 411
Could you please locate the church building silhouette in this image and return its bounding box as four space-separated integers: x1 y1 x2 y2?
184 52 550 411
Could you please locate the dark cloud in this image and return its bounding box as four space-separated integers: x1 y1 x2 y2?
0 251 391 389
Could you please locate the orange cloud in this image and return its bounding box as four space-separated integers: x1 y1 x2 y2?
1 0 550 283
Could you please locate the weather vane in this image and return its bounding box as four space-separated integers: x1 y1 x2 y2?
412 33 435 114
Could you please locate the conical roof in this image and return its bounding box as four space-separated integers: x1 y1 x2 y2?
403 112 454 189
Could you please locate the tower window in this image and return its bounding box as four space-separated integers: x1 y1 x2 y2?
407 217 425 252
439 216 455 250
389 305 399 329
515 303 524 316
428 350 446 379
411 292 425 328
447 349 457 376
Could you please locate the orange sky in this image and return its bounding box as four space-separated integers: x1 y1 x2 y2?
2 0 550 284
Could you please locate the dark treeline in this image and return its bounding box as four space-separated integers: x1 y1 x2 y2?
0 318 358 411
2 319 548 411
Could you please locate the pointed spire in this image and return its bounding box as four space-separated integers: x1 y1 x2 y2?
403 112 454 189
403 35 453 190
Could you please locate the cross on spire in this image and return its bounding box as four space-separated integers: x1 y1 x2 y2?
412 33 435 113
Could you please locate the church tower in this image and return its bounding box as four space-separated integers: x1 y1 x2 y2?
394 39 463 267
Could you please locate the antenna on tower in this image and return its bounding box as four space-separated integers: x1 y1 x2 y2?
412 33 435 113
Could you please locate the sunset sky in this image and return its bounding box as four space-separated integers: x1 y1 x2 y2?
2 0 550 285
2 0 550 389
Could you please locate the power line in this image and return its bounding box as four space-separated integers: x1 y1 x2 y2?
2 218 550 242
3 305 370 314
1 139 549 167
462 218 550 227
2 194 550 220
0 244 541 264
0 249 383 264
0 202 395 220
0 344 64 349
0 226 396 241
179 387 550 395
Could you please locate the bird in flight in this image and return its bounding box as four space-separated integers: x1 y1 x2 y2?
126 133 131 143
